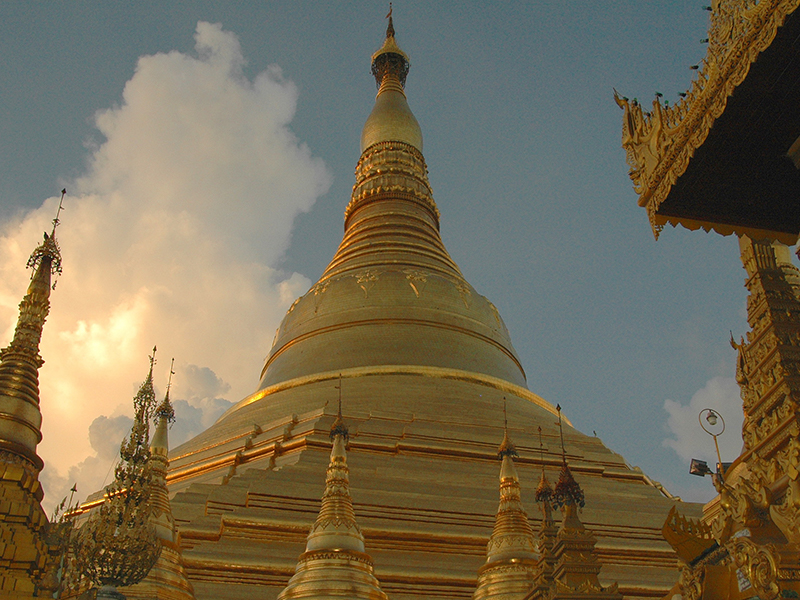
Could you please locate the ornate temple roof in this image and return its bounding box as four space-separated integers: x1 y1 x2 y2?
616 0 800 243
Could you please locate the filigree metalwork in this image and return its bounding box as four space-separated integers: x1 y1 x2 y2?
72 350 162 590
371 12 409 88
552 462 585 510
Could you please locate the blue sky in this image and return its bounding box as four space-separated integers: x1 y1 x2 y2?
0 2 758 509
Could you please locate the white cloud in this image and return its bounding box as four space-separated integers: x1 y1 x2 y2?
663 376 744 465
0 22 329 513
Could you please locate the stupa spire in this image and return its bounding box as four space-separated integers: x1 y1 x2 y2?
473 400 537 600
73 350 163 599
541 407 621 599
531 427 557 596
0 192 64 597
122 358 196 600
257 14 527 397
320 10 459 284
277 387 387 600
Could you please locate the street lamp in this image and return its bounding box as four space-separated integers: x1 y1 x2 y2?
698 408 726 480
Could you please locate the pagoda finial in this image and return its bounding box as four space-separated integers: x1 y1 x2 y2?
497 397 517 458
277 376 387 600
535 425 554 506
0 212 66 470
133 355 196 600
330 373 349 441
474 399 537 600
26 191 65 286
370 6 410 89
155 358 176 424
51 188 66 237
552 405 585 510
386 3 394 38
0 202 66 599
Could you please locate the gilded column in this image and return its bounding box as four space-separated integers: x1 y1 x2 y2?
735 237 800 463
0 220 62 598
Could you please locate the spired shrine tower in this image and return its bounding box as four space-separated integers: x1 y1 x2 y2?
164 17 697 600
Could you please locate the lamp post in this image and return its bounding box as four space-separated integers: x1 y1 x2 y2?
699 408 726 480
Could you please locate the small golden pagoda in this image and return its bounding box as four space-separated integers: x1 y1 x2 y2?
0 201 63 598
277 400 388 600
71 352 163 599
473 413 538 600
526 413 622 600
616 1 800 597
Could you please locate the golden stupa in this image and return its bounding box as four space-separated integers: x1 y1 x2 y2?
158 17 698 600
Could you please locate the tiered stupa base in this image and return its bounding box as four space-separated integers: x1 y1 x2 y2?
167 375 699 600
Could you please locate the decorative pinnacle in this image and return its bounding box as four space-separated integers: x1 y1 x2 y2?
534 426 553 504
155 357 176 424
52 189 66 236
371 5 409 88
330 373 349 441
551 405 585 509
386 3 394 38
26 189 65 283
498 397 517 458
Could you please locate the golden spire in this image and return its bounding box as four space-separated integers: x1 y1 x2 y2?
530 426 557 597
473 400 537 600
0 190 64 468
552 405 584 512
122 358 196 600
277 388 387 600
0 192 65 598
258 15 527 397
73 351 162 596
542 407 621 599
361 6 422 153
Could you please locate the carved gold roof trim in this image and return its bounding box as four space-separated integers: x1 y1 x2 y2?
616 0 800 240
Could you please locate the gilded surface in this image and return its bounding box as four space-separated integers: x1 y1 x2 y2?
474 431 537 600
277 417 387 600
121 385 196 600
526 457 622 600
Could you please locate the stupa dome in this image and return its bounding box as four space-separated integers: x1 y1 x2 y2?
252 21 525 396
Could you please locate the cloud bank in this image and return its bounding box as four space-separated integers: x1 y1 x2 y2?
0 22 330 513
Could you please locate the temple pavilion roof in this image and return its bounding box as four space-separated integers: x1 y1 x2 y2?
616 0 800 244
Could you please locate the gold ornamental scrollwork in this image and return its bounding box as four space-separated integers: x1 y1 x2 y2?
355 270 380 298
730 537 780 600
402 269 428 298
